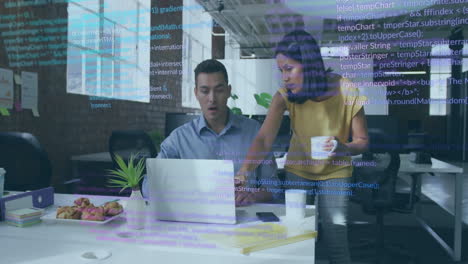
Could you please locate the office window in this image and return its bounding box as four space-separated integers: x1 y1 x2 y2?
66 0 150 102
181 0 212 108
429 45 468 116
429 45 451 116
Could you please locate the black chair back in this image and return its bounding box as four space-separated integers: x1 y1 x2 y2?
165 113 197 137
0 132 52 191
351 129 401 213
108 130 157 167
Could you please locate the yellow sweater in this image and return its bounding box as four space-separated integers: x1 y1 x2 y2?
279 74 367 181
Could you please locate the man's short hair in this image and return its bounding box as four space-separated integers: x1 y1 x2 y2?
194 59 229 86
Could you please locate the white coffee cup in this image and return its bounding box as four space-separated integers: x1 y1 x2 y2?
285 189 307 220
311 136 337 160
0 168 5 198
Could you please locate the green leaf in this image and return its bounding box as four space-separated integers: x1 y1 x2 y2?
107 169 128 179
231 107 242 115
107 153 146 192
128 154 135 171
114 154 128 172
254 97 268 109
254 94 261 104
107 177 126 184
260 92 272 101
230 94 239 100
254 93 272 109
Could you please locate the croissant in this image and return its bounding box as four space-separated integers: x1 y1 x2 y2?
56 206 81 219
103 201 123 216
74 197 93 208
81 206 106 221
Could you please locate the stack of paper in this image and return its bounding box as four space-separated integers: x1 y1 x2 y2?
202 222 317 254
5 208 43 227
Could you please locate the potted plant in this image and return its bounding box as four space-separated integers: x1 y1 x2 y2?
148 130 164 153
229 92 273 116
107 154 146 229
230 94 243 115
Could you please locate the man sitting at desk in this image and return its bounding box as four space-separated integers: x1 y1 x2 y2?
142 59 278 206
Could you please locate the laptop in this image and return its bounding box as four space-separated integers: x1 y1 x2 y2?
146 158 237 224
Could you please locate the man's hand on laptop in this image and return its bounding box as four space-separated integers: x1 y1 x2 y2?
234 174 247 187
234 171 272 206
235 187 272 207
235 190 256 207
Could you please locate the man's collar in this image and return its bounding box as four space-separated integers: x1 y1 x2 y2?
196 109 240 135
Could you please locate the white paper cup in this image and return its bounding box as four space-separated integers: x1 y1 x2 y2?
0 168 5 198
285 189 307 220
311 136 337 160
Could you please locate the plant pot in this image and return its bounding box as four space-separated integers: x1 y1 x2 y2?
126 188 145 230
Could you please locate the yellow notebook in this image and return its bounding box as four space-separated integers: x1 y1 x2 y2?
202 223 317 254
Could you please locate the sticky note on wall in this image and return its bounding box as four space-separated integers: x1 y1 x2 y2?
0 108 10 116
14 74 21 85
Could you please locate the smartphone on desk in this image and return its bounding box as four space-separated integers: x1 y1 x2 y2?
256 212 280 222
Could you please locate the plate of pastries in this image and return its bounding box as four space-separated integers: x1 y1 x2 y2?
41 197 124 224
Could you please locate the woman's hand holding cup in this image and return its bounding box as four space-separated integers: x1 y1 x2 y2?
311 136 337 160
324 136 350 157
311 136 351 159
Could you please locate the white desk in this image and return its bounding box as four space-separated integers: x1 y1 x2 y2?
398 154 464 262
0 194 316 264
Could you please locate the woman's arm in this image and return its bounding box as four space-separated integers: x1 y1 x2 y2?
327 107 369 157
237 92 287 176
345 107 369 155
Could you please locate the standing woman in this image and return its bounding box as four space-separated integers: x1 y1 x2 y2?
237 30 369 264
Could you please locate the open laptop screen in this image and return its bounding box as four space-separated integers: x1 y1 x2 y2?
146 158 236 224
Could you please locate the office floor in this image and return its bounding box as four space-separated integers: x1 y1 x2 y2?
425 160 468 226
315 203 468 264
315 161 468 264
399 163 468 226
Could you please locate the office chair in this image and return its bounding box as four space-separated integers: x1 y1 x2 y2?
0 132 52 191
351 129 418 264
108 130 157 190
165 113 198 137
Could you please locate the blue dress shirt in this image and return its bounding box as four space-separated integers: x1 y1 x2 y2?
142 111 278 198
